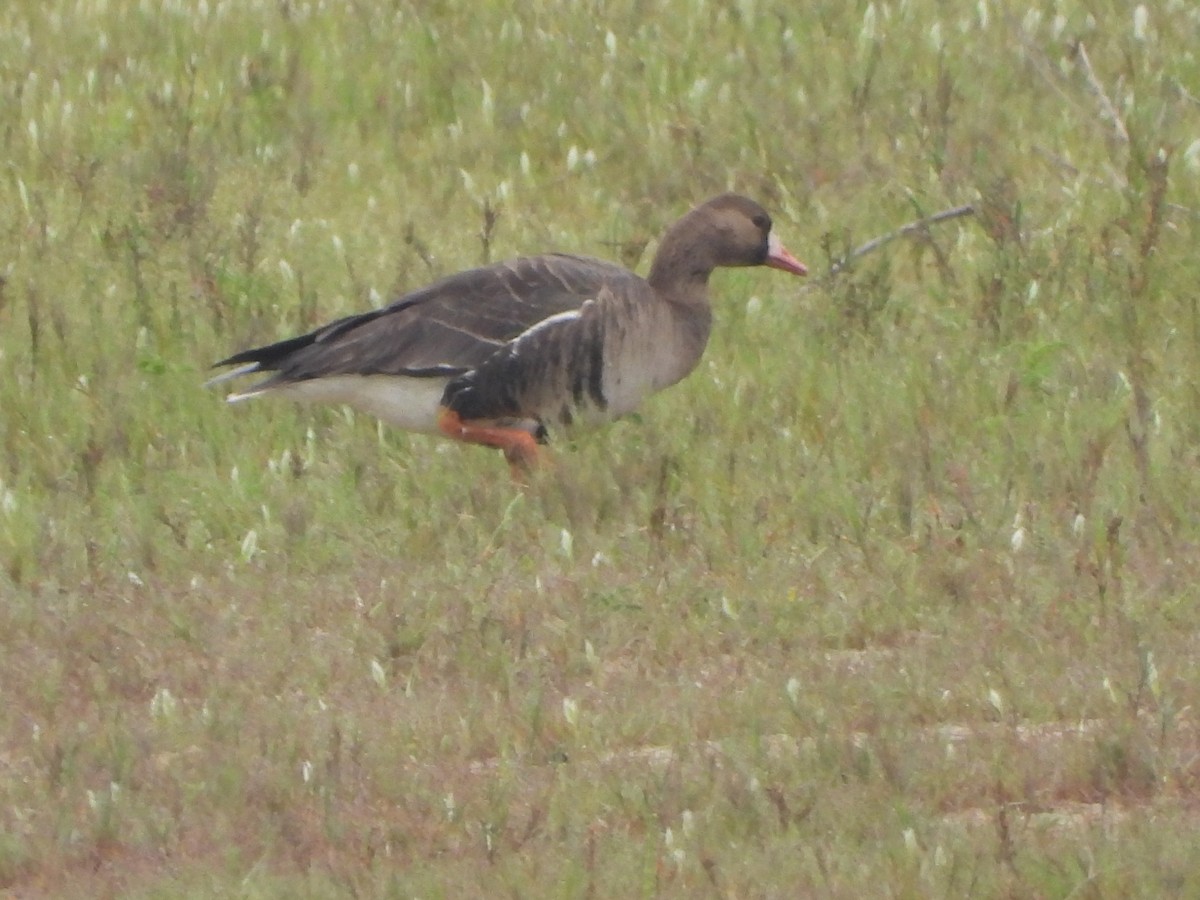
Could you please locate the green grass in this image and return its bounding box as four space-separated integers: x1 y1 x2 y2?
3 1 1200 896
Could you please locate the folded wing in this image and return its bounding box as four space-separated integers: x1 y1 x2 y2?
211 253 636 391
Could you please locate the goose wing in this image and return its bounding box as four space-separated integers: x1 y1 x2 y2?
211 253 634 388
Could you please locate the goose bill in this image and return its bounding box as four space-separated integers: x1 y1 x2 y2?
765 232 808 276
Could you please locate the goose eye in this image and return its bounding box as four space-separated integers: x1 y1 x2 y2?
752 213 770 231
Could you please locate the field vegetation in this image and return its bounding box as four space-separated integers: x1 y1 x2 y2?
2 0 1200 896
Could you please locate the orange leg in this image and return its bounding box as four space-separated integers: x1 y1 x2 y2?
437 408 542 475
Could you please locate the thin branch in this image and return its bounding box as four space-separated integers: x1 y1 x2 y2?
824 204 976 278
1011 22 1127 190
1171 78 1200 110
1072 41 1129 145
1032 145 1081 179
1010 21 1092 123
1167 202 1200 220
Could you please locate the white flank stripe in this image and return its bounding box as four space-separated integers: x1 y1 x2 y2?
519 308 582 340
203 362 261 389
225 390 263 404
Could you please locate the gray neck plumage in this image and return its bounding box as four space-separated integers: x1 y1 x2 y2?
647 211 718 304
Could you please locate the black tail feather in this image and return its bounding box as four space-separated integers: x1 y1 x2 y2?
212 308 392 372
212 331 320 371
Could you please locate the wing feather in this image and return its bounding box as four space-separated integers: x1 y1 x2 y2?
211 254 640 388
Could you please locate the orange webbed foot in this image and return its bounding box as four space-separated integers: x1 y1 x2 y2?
438 408 544 480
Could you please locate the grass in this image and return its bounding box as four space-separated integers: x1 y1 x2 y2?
2 0 1200 896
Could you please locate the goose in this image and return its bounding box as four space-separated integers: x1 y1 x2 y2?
208 193 807 471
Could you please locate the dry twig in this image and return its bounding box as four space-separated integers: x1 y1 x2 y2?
1071 41 1130 145
822 204 977 279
